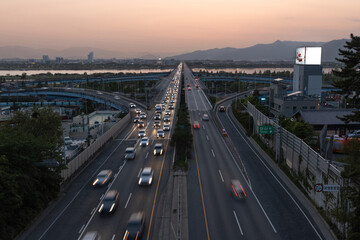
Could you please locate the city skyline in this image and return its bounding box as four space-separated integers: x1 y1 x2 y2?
1 0 359 58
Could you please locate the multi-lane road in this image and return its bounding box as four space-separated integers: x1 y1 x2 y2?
183 62 328 240
20 62 333 240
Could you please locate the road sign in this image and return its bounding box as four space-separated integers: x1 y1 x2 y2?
314 183 323 192
258 125 274 134
323 184 340 192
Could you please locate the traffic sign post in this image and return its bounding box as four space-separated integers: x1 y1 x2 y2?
314 183 323 192
258 125 274 134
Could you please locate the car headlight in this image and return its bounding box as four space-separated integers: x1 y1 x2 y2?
154 150 157 155
160 150 163 155
149 177 152 184
98 204 104 213
93 179 99 186
139 178 142 185
109 203 115 212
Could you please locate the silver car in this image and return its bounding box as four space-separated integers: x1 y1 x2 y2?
163 124 170 131
138 130 146 138
124 147 135 160
140 137 149 147
92 170 113 187
138 167 154 185
153 143 163 155
157 129 165 138
202 114 209 121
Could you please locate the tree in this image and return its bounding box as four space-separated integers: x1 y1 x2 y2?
0 106 63 239
333 34 360 122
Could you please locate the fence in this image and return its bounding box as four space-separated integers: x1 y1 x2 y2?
247 102 343 210
60 113 131 181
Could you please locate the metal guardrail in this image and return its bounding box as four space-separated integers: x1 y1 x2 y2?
60 113 131 181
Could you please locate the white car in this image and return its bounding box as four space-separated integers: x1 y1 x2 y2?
129 103 136 108
140 137 149 147
138 167 154 185
163 124 170 131
157 129 165 138
138 130 146 138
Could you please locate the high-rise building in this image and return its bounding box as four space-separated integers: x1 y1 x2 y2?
88 52 94 63
292 47 322 97
42 55 50 63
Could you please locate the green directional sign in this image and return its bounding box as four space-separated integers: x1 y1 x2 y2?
258 125 274 134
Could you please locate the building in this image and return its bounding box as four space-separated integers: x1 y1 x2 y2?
269 80 318 118
88 51 94 63
294 109 360 136
42 55 50 63
293 47 322 97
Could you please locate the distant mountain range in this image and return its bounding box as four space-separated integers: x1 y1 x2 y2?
167 39 348 62
0 39 348 61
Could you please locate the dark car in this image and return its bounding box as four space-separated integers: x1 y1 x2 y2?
98 190 119 214
92 170 113 187
153 121 161 128
133 117 140 123
219 106 226 112
123 212 145 240
154 114 161 120
137 120 145 128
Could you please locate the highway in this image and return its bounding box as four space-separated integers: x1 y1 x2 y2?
183 63 326 240
21 64 182 240
20 62 330 240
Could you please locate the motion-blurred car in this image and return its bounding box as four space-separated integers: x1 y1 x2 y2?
218 106 226 112
231 179 246 199
163 116 170 122
124 147 136 160
140 137 149 147
154 143 163 155
135 108 141 114
123 212 145 240
81 231 101 240
93 170 113 187
98 190 119 214
138 167 154 186
165 110 171 116
168 104 174 110
140 113 147 119
129 103 136 108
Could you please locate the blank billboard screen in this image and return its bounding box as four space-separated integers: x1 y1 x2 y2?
295 47 321 65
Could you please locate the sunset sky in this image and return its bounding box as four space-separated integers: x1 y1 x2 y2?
0 0 359 57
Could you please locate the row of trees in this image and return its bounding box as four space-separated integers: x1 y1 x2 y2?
0 107 63 240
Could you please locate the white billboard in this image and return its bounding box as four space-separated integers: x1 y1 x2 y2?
295 47 321 65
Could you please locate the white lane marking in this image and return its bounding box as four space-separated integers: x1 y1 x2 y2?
78 224 85 234
233 211 243 235
137 168 142 178
40 125 135 240
111 234 116 240
125 193 132 209
145 152 149 159
211 149 215 158
100 194 104 200
203 125 206 130
225 110 325 236
90 208 96 215
78 161 127 240
206 135 209 141
218 170 224 182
